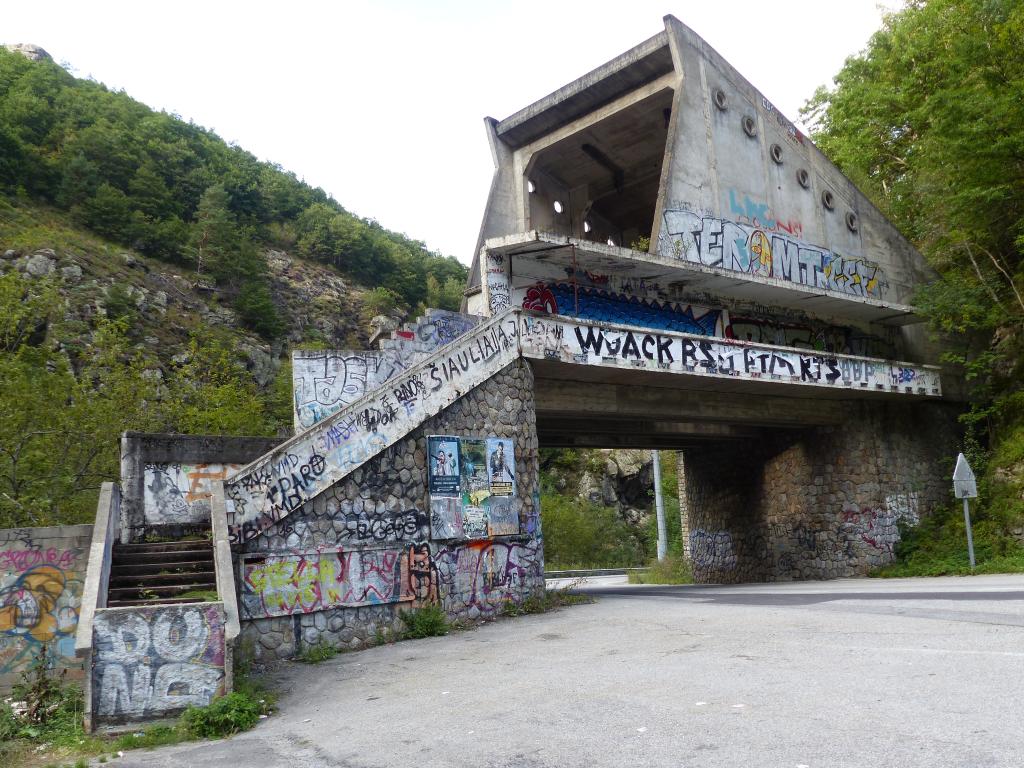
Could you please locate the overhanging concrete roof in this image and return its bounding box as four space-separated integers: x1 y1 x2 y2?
485 231 922 326
494 32 674 149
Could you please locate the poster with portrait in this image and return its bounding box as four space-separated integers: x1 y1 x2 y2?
486 437 515 497
459 438 490 507
462 505 488 539
429 496 464 540
427 435 460 495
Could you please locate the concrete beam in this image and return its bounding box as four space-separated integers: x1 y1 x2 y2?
532 374 847 428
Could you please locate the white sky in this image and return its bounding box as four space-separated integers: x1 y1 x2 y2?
6 1 896 264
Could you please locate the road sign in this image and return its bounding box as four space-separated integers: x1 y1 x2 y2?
953 452 977 570
953 453 977 499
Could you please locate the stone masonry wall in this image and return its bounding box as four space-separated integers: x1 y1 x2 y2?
238 359 542 661
682 401 960 583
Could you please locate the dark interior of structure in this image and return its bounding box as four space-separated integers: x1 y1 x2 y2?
528 88 673 247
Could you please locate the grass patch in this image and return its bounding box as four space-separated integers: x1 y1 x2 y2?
399 605 449 639
297 641 340 663
112 723 187 751
501 586 594 617
628 554 693 585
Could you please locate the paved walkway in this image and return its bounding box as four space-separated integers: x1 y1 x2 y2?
113 575 1024 768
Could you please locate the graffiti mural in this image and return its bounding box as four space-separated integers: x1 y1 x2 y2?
143 463 241 526
725 315 892 358
659 209 889 299
239 548 414 619
519 315 942 395
727 190 804 239
434 540 542 614
485 250 512 314
92 604 225 721
0 528 88 687
292 351 382 430
517 282 723 337
841 492 920 555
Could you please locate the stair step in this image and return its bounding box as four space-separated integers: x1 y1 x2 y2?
106 597 210 607
109 560 215 577
112 549 213 565
108 582 217 599
114 539 211 554
109 571 216 586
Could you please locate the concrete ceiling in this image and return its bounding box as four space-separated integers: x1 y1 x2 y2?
533 88 673 237
496 33 674 150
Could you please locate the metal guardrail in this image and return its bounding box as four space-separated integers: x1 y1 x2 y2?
544 567 649 578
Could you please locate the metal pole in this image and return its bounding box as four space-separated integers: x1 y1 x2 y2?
963 497 976 570
653 450 667 561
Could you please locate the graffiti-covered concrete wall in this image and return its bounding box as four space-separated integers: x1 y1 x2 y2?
91 603 226 724
239 358 543 660
680 401 959 583
120 433 281 541
0 525 92 692
292 309 481 432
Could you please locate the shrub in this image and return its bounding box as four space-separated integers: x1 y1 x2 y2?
399 605 449 639
181 692 261 739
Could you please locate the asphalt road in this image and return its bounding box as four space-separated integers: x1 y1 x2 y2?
112 575 1024 768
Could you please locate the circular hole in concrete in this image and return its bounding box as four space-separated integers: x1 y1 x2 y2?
796 168 810 188
822 189 836 210
742 115 757 138
607 237 616 247
583 220 592 233
527 179 536 194
553 200 564 214
846 211 859 232
713 88 727 110
770 143 783 164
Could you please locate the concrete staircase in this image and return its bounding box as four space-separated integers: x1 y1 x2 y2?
106 533 217 607
226 310 519 544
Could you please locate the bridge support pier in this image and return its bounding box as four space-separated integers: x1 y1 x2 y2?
679 401 960 583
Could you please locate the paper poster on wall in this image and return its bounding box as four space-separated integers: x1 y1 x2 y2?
486 437 515 497
462 505 488 539
427 436 461 495
430 496 464 540
486 496 519 536
460 438 490 507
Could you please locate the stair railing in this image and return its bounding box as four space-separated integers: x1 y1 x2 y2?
74 481 121 732
210 479 240 693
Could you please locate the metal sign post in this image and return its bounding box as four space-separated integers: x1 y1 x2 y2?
952 453 978 570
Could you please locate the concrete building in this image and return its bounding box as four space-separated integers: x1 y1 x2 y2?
45 16 962 729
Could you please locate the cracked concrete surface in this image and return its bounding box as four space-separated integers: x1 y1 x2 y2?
111 575 1024 768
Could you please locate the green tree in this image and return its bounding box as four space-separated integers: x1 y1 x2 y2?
803 0 1024 562
0 274 162 527
190 183 248 281
164 331 275 436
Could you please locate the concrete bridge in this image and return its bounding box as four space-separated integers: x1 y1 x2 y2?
65 15 961 729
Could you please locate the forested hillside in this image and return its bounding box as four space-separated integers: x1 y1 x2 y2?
0 46 465 529
0 46 466 337
804 0 1024 573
